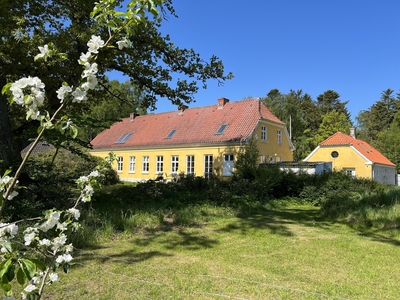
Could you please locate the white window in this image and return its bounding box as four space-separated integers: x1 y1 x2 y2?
277 130 282 145
117 156 123 172
186 155 195 175
129 156 136 173
156 156 164 174
171 156 179 173
222 154 234 176
343 168 356 177
261 126 267 142
142 156 149 173
204 155 213 178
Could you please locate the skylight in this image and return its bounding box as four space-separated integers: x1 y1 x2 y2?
115 133 133 144
216 124 228 135
166 129 177 139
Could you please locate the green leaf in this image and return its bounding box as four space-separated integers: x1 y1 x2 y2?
0 282 11 293
6 264 15 282
30 259 46 271
17 267 27 285
20 259 36 280
1 83 12 95
70 125 78 138
0 259 12 281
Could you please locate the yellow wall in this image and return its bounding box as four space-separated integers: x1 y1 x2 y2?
90 120 294 181
255 121 294 162
305 146 372 179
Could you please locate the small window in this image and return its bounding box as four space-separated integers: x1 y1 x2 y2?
216 124 228 135
331 151 339 158
115 133 133 144
204 155 213 178
166 129 177 139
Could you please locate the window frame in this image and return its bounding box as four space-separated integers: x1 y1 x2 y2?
204 154 214 178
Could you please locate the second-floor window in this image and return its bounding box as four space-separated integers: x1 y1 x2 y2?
261 126 267 142
277 130 282 145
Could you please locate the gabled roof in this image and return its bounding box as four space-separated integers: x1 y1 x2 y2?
91 98 284 150
319 132 395 166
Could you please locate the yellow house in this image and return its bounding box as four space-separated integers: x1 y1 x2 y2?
303 129 396 185
90 98 294 182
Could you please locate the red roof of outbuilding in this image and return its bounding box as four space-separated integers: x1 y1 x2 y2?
319 132 395 166
90 98 284 149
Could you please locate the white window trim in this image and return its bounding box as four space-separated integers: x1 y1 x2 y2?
142 156 149 174
261 125 267 142
117 156 123 173
277 129 282 145
186 155 195 175
156 156 164 174
171 155 179 174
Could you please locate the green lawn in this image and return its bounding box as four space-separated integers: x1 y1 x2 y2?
44 203 400 299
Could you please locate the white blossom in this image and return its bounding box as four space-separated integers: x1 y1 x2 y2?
0 223 19 240
79 52 91 64
49 273 59 282
71 87 87 102
57 221 68 231
89 170 99 178
56 253 73 264
81 74 98 91
87 35 104 54
68 208 80 220
39 211 60 232
77 176 89 184
24 284 37 293
39 238 51 246
7 190 18 200
56 85 72 102
65 243 73 253
52 233 67 250
116 39 129 50
35 44 50 61
24 232 36 246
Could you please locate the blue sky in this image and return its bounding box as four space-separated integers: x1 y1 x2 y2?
111 0 400 123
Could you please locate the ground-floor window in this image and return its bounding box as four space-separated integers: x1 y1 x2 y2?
129 156 136 173
142 156 149 173
222 154 234 176
204 155 213 178
186 155 195 175
117 156 123 172
343 168 356 177
171 156 179 173
156 156 164 174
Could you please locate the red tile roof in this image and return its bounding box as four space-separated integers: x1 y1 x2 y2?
319 132 395 166
91 98 284 149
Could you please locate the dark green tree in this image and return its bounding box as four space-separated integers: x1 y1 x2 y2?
0 0 233 172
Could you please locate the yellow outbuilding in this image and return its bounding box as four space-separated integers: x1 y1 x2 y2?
304 129 396 185
90 98 294 181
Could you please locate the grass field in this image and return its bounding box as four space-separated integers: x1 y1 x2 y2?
43 201 400 299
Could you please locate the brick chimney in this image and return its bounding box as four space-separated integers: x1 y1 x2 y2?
218 97 229 108
349 127 356 139
130 112 140 121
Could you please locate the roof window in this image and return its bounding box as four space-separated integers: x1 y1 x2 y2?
166 129 177 139
115 133 133 144
216 124 228 135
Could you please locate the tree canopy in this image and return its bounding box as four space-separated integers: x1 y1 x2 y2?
0 0 233 171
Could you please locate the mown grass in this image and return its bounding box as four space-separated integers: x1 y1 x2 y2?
42 183 400 299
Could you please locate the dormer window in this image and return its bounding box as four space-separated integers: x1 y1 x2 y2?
166 129 177 139
115 133 133 144
216 124 228 135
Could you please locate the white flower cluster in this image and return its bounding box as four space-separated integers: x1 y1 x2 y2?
21 271 59 299
0 222 18 242
9 76 45 120
76 170 100 202
0 175 18 201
